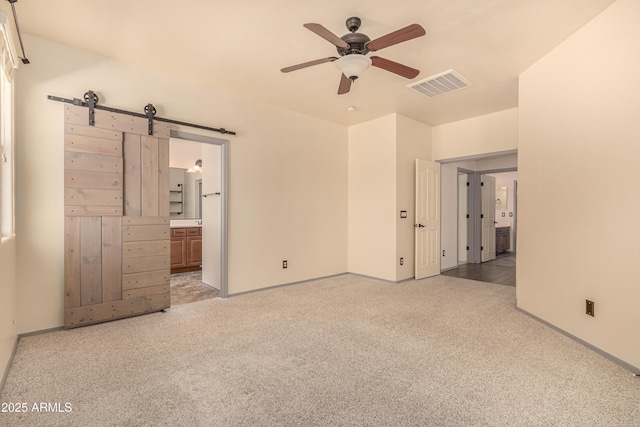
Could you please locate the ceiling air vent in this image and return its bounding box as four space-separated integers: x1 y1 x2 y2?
407 69 472 98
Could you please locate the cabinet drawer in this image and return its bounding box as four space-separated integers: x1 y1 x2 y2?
171 228 186 237
187 227 201 236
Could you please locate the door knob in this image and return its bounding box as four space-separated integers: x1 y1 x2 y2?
414 224 425 228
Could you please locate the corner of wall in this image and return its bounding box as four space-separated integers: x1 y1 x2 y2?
0 237 18 393
394 114 432 281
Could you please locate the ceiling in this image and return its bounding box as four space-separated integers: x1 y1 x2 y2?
15 0 615 127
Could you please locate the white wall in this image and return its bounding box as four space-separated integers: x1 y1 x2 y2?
395 115 432 281
348 115 397 281
432 108 518 161
518 0 640 369
348 114 431 282
15 35 348 333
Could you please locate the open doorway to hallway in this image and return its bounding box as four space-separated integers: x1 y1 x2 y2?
439 154 517 287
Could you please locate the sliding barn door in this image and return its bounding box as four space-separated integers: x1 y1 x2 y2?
63 104 171 328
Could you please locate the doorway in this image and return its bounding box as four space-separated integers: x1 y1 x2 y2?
168 130 229 304
444 169 517 286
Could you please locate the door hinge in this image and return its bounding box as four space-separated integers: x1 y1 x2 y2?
466 214 469 219
481 182 484 186
481 214 484 219
466 182 469 186
1 153 7 163
466 246 469 251
481 246 484 250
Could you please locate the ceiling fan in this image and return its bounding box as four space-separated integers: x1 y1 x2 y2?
281 17 426 95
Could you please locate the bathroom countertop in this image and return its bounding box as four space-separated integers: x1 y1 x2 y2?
170 219 202 228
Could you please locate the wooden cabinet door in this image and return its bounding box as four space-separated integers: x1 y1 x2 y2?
170 237 187 268
64 105 171 328
187 235 202 267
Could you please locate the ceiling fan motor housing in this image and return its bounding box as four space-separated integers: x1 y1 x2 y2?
338 32 371 56
338 17 371 56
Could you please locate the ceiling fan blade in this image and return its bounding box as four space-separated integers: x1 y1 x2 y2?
281 57 338 73
366 23 426 52
371 56 420 79
303 23 350 49
338 73 351 95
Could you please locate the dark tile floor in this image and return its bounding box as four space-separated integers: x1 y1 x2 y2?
170 271 220 305
441 253 516 286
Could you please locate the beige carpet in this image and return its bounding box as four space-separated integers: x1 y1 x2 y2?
1 274 638 426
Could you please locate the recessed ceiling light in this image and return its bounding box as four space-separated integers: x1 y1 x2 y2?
347 106 357 112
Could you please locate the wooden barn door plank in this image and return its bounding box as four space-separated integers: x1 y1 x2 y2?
141 136 159 216
64 217 81 309
158 138 170 217
80 216 103 306
123 133 142 217
63 104 171 328
102 216 123 303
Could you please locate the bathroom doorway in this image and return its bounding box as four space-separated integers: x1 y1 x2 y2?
169 131 228 304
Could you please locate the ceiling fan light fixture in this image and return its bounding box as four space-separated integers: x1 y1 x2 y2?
335 55 372 81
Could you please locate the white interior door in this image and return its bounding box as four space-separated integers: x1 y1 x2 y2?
415 159 441 279
458 173 468 263
201 144 221 289
481 174 496 262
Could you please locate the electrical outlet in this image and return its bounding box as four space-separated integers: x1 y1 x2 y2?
400 257 404 265
586 300 594 317
283 260 287 269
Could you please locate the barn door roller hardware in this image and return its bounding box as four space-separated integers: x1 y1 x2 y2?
47 90 236 136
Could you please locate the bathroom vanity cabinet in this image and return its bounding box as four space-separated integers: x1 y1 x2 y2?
170 227 202 273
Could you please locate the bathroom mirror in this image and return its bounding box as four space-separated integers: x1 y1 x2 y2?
495 186 508 211
170 167 202 219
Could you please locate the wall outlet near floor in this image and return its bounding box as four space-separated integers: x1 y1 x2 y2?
586 300 594 317
283 260 287 269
